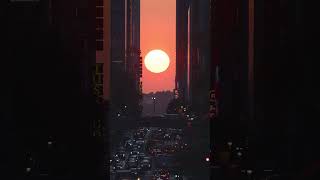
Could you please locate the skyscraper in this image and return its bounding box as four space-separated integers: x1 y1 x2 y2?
110 0 141 122
6 0 104 178
176 0 190 104
176 0 211 114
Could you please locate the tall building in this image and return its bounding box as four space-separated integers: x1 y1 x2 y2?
210 0 318 177
5 0 105 178
210 0 250 145
176 0 211 114
176 0 190 104
110 0 142 122
189 0 211 114
251 0 309 173
95 0 111 177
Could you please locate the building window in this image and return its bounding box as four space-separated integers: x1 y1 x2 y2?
96 63 103 74
96 29 104 39
96 7 103 17
96 0 103 6
96 18 103 29
96 40 104 51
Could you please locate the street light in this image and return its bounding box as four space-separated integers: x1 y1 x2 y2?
227 141 233 150
26 167 31 173
152 97 156 113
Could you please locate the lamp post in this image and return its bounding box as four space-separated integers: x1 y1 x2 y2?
152 97 156 113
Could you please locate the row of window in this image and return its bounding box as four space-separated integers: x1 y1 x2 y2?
96 40 103 51
97 7 103 17
97 29 104 39
96 5 103 50
96 18 103 29
96 0 103 6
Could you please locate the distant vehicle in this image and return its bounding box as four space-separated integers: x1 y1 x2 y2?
163 113 180 120
125 140 134 148
150 148 162 156
173 172 183 180
130 150 140 155
142 156 152 161
163 145 175 154
115 162 125 170
136 140 145 145
113 156 121 163
128 156 138 162
163 133 171 140
137 153 146 160
153 169 170 180
115 169 138 179
115 151 126 160
127 159 138 168
139 159 151 170
118 146 126 152
130 167 141 177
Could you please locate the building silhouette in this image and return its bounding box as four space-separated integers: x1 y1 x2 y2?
110 0 142 123
4 0 105 179
210 0 318 178
176 0 211 114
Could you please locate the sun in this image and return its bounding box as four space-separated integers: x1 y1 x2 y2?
144 49 170 73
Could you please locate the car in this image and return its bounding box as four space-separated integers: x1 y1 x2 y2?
130 167 142 177
113 156 121 163
153 169 170 180
125 140 134 148
117 146 126 152
139 159 151 170
163 145 175 154
115 162 125 170
127 159 138 168
115 151 126 160
150 148 162 155
173 172 183 180
130 150 140 155
110 165 116 172
136 139 145 145
137 153 146 160
143 156 152 161
128 155 139 161
163 133 171 140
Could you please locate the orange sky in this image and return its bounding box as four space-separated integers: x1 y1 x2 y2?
141 0 176 93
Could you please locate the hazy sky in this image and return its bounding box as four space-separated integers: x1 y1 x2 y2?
141 0 176 93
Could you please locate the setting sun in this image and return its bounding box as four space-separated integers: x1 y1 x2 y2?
144 49 170 73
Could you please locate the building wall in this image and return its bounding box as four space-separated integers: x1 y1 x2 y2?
6 0 103 178
176 0 189 103
210 0 250 147
96 0 111 101
176 0 211 114
189 0 211 114
110 0 141 119
252 0 309 172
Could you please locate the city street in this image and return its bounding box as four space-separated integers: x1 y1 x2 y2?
109 122 195 180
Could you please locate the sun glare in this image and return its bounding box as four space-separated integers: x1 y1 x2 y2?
144 49 170 73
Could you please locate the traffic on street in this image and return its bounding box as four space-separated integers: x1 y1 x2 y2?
109 127 192 180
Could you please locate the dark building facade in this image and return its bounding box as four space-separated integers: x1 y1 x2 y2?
176 0 211 114
110 0 142 122
210 0 318 178
210 0 250 146
251 0 314 175
176 0 189 104
4 0 105 179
